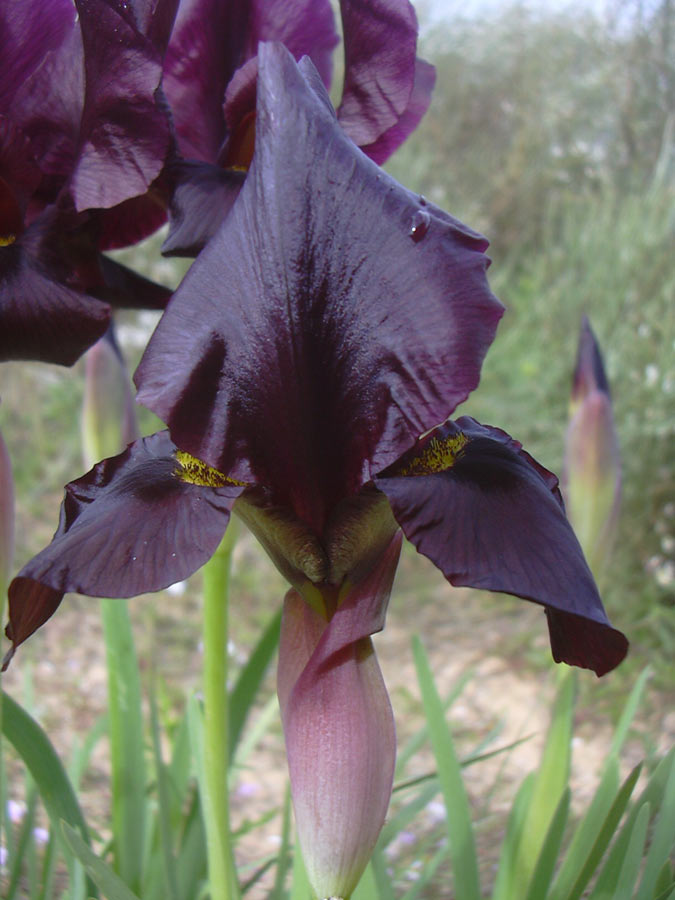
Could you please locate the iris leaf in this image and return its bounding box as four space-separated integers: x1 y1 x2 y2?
1 690 94 896
637 749 675 899
523 788 570 900
412 635 481 900
149 689 179 900
62 822 141 900
228 607 281 763
612 802 650 900
101 598 146 892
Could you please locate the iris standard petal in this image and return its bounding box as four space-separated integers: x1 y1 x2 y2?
337 0 434 160
278 533 401 898
0 0 75 113
164 0 337 162
359 58 436 165
375 417 628 676
136 44 502 533
70 0 171 211
4 431 242 664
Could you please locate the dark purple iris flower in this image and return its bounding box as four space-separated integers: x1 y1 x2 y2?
4 44 627 898
161 0 435 256
0 0 176 364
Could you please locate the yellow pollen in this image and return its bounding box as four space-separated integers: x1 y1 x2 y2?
395 431 469 476
175 450 247 487
0 234 16 247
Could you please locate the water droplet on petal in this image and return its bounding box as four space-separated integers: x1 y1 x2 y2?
409 209 430 242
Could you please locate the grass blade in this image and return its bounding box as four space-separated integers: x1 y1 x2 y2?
412 636 481 900
589 751 673 900
524 787 570 900
612 802 650 900
492 772 535 899
271 784 293 899
607 667 651 758
637 748 675 899
62 822 142 900
290 837 312 900
513 669 575 892
229 608 281 763
101 598 146 892
558 762 642 900
547 755 620 899
149 689 179 900
2 690 95 897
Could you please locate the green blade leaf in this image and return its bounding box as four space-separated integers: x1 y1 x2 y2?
524 787 570 900
492 772 536 900
2 690 95 897
101 598 146 892
589 751 674 900
149 689 179 900
289 837 312 900
229 608 281 763
548 756 620 899
62 822 142 900
412 635 481 900
557 762 642 900
637 748 675 899
612 802 650 900
513 669 575 893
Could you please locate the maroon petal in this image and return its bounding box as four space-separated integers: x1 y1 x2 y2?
0 0 76 114
4 431 241 664
164 0 337 162
136 44 502 533
337 0 434 158
162 160 245 257
375 417 628 676
0 210 110 365
359 58 436 164
69 0 171 211
4 20 83 197
94 255 172 310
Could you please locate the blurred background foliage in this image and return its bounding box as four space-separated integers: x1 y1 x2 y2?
1 0 673 693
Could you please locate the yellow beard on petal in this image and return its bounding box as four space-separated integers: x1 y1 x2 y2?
393 431 469 476
174 450 247 488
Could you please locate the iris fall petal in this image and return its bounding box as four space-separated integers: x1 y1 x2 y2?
4 431 242 662
376 417 628 676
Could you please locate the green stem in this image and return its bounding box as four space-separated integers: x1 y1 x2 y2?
202 522 240 900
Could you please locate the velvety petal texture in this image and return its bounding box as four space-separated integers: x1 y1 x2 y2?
376 417 628 676
163 0 338 161
0 211 111 364
162 160 246 257
337 0 434 162
4 432 241 664
136 44 502 533
70 0 172 211
278 533 401 898
0 0 75 114
562 317 621 576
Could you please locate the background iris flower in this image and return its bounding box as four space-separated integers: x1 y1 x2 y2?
0 0 176 364
4 43 628 900
161 0 435 255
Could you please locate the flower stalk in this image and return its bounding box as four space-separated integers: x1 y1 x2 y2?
201 522 240 900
